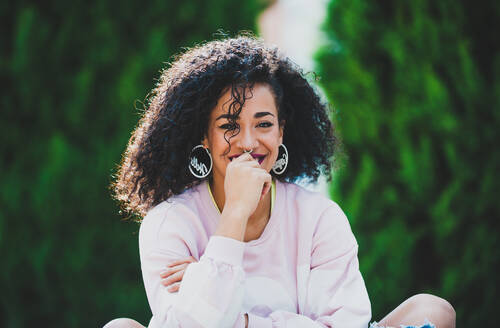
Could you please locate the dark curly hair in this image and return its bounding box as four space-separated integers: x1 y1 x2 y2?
113 34 338 218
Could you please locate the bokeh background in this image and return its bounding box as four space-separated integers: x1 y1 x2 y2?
1 0 499 327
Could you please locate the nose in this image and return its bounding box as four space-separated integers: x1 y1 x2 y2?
235 126 258 152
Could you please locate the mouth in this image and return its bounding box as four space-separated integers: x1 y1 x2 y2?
229 153 267 164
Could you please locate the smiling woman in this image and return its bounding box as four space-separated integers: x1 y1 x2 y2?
202 83 284 219
112 35 336 219
105 35 455 328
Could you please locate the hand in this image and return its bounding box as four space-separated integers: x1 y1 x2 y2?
223 152 272 220
160 256 197 293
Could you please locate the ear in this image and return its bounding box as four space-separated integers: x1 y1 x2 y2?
201 135 209 149
278 120 285 144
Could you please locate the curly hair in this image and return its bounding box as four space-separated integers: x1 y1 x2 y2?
112 34 338 218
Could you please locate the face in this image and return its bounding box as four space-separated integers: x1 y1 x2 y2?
202 83 284 185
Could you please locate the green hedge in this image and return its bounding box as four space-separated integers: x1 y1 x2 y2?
0 1 264 327
317 1 500 326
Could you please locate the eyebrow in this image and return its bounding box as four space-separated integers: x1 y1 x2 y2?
215 111 275 121
254 111 275 118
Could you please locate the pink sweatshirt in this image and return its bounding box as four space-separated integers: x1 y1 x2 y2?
139 180 371 328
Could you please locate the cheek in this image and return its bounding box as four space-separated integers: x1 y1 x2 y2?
270 129 283 148
265 135 281 159
211 132 231 156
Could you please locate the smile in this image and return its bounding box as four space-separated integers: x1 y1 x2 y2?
229 153 267 164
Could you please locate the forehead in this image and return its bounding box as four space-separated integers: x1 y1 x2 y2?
210 83 278 119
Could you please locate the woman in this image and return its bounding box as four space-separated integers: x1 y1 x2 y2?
106 35 455 328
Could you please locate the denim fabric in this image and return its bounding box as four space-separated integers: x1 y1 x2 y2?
369 319 435 328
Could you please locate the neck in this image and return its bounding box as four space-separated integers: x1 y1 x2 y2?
209 177 272 226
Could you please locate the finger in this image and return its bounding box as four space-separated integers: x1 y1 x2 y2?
252 168 272 179
254 167 272 175
167 256 196 268
238 160 260 169
167 282 180 293
161 270 185 286
162 269 187 287
160 263 189 278
260 173 272 196
232 152 254 162
167 256 195 267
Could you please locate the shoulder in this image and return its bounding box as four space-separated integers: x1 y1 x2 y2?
279 180 339 217
141 184 202 227
139 182 208 254
278 180 355 241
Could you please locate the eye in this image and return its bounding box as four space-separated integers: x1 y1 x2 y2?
219 123 238 130
257 122 273 128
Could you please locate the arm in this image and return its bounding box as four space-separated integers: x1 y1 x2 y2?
140 207 248 328
245 204 371 327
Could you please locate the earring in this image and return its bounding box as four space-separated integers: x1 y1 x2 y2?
188 145 212 178
272 144 288 175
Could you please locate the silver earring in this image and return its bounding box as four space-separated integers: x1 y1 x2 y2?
272 144 288 175
188 145 212 178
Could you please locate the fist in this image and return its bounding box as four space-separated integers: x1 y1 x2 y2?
224 152 272 219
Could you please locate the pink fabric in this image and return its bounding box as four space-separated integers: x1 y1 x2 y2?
139 180 371 327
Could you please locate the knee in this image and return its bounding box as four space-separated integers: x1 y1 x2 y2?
407 294 456 328
103 318 144 328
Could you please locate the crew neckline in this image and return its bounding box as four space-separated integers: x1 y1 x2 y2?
199 179 283 246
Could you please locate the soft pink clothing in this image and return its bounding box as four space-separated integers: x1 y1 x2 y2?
139 180 371 327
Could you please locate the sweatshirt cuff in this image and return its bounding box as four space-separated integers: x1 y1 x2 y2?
247 312 273 328
203 235 245 266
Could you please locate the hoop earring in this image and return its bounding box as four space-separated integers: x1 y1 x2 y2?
188 145 212 178
272 144 288 175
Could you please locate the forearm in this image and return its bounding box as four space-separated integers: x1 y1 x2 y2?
214 205 248 241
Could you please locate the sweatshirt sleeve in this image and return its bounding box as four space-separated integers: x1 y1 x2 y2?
245 203 371 328
139 204 247 328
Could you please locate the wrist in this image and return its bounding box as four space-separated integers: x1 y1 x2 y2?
222 202 250 221
214 205 249 241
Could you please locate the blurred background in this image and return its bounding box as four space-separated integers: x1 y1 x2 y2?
1 0 499 326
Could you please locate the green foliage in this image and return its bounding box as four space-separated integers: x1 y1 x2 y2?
317 0 500 325
0 1 263 327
